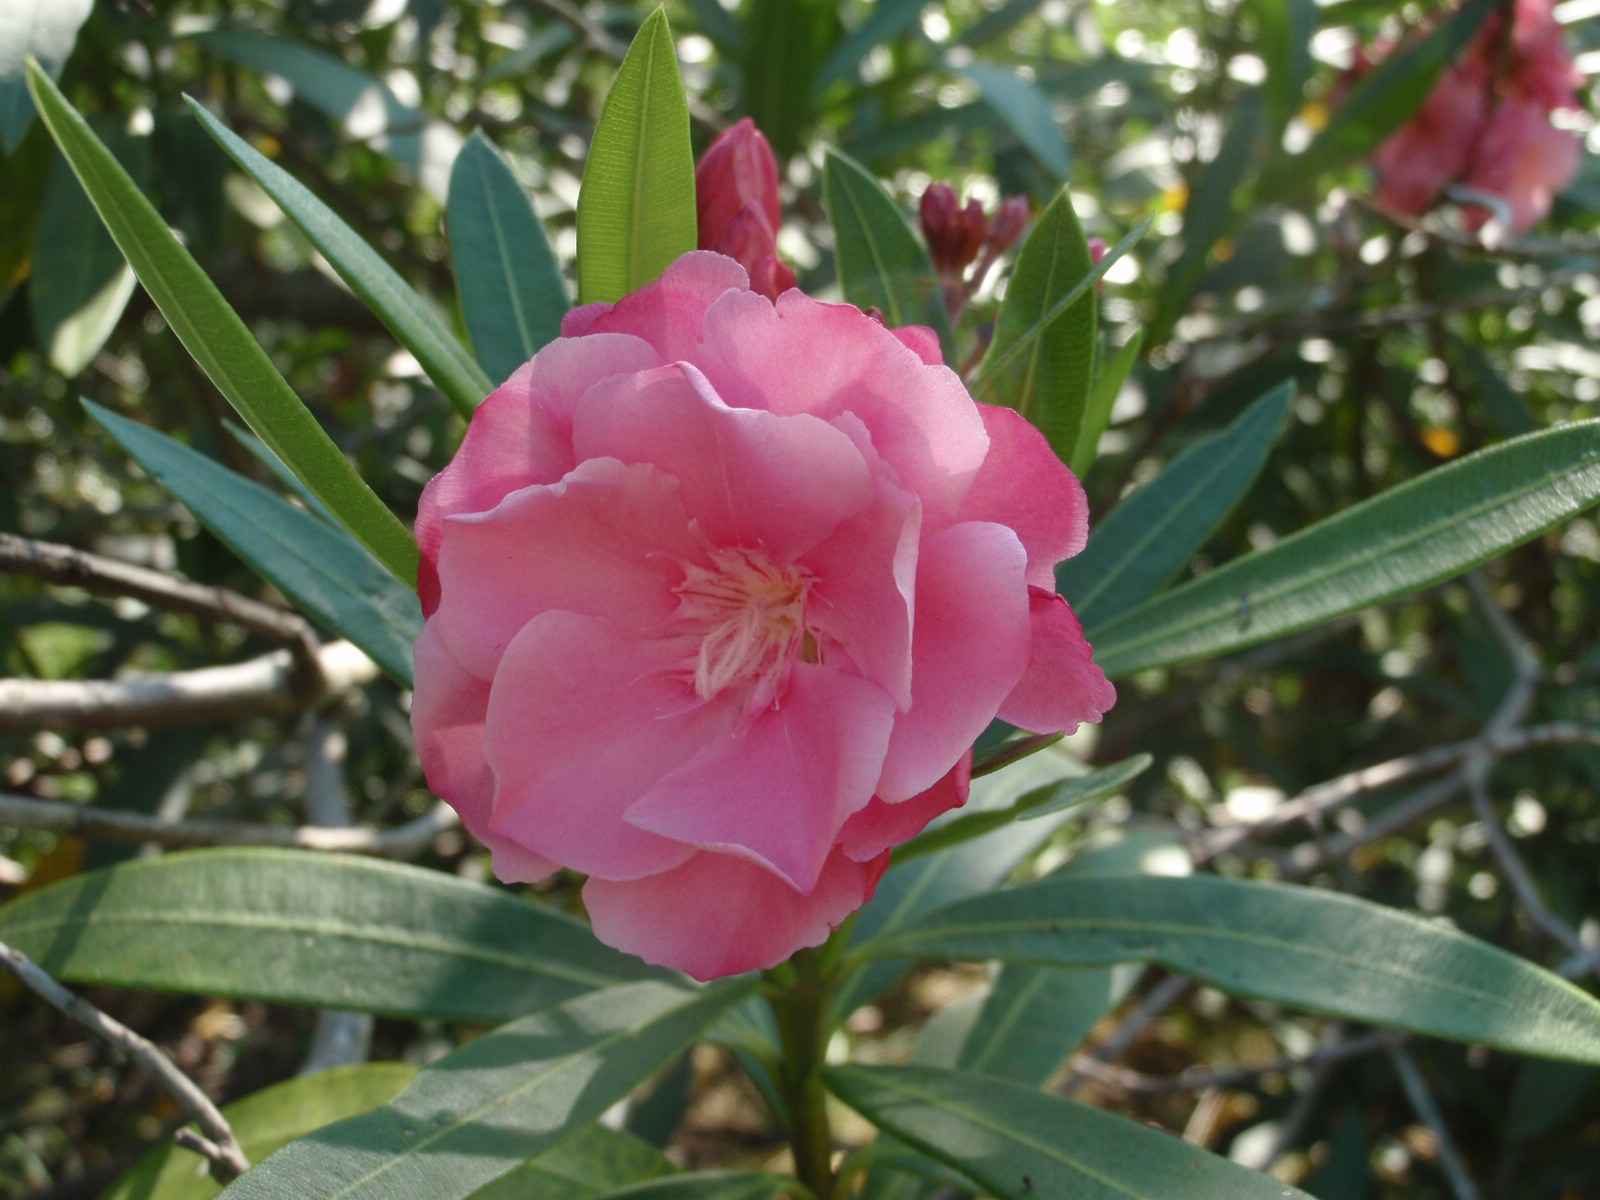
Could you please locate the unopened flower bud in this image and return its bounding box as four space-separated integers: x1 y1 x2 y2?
920 182 989 276
695 119 795 299
986 196 1031 253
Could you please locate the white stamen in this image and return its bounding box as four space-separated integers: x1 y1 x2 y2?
673 546 814 710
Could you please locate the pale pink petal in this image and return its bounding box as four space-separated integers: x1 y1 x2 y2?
1462 99 1582 234
562 302 611 337
570 363 875 561
625 664 896 892
584 845 889 980
484 611 732 881
410 624 556 883
999 587 1117 733
696 288 988 522
1373 63 1488 216
876 522 1031 802
801 474 920 710
575 251 751 361
837 751 971 863
890 324 943 366
959 403 1089 587
430 458 700 680
415 333 661 613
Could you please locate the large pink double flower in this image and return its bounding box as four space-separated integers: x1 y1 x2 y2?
412 252 1114 979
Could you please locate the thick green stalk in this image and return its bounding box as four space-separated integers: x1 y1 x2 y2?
765 948 835 1198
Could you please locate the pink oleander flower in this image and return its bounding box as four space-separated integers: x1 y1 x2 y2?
1461 97 1583 234
695 119 797 301
411 252 1114 980
1372 57 1491 217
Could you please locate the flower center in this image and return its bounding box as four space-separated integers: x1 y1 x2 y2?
674 546 815 710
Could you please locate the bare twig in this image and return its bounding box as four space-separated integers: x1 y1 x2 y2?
0 640 378 733
1388 1044 1482 1200
0 791 457 858
1068 1028 1400 1095
1056 973 1191 1098
1284 772 1469 877
0 938 250 1183
0 532 324 699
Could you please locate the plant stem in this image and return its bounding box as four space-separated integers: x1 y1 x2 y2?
766 948 836 1199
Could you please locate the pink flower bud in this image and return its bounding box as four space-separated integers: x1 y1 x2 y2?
1087 236 1108 265
920 182 990 276
987 196 1031 253
695 119 794 300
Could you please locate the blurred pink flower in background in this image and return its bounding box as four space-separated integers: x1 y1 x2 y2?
695 119 797 301
1364 0 1585 235
411 252 1113 980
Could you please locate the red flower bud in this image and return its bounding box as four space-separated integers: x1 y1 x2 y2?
986 195 1031 253
695 118 795 300
920 182 990 276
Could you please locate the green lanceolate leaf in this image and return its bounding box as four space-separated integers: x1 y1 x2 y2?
220 980 755 1200
1060 381 1292 630
467 1126 674 1200
857 874 1600 1063
576 8 696 305
448 131 569 383
815 0 924 93
822 149 952 362
1276 0 1496 188
1255 0 1316 134
188 99 495 419
1447 334 1539 437
954 64 1068 180
741 0 836 160
1088 419 1600 676
0 0 92 150
103 1064 417 1200
1071 329 1142 477
974 188 1095 458
227 421 340 524
596 1173 807 1200
0 848 665 1020
87 403 420 685
825 1065 1318 1200
23 63 417 583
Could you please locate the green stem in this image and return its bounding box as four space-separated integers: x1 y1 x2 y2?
765 948 836 1199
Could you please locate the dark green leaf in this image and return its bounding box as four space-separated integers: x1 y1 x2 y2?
576 8 696 305
103 1064 417 1200
857 874 1600 1063
220 980 754 1200
449 131 569 382
825 1065 1318 1200
741 0 835 159
1089 419 1600 676
1060 381 1292 630
599 1173 806 1200
815 0 925 93
467 1125 674 1200
188 99 495 420
23 63 417 583
0 848 666 1020
1255 0 1316 133
821 149 952 362
87 403 421 686
226 421 340 525
1447 334 1539 437
1071 329 1143 477
955 65 1067 180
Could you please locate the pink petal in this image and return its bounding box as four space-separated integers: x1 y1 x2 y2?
889 324 943 366
837 750 972 863
801 473 921 710
415 333 661 613
696 288 988 523
876 522 1031 802
562 302 611 337
574 251 751 362
1462 99 1582 235
570 363 874 561
430 457 699 680
960 403 1089 587
584 845 889 980
1373 62 1488 216
999 587 1117 733
410 624 557 883
625 663 896 892
484 611 732 881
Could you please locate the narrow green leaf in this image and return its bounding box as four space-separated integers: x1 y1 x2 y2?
1018 754 1154 821
970 217 1149 399
1089 419 1600 676
1447 334 1539 437
830 748 1082 1024
815 0 924 93
1071 329 1142 477
822 149 952 361
1060 381 1292 630
1255 0 1316 134
825 1065 1318 1200
87 402 420 685
859 874 1600 1063
448 131 569 382
954 65 1068 180
576 8 696 305
741 0 836 160
974 188 1095 458
226 420 340 525
0 0 92 150
1273 0 1496 189
0 848 666 1021
187 99 495 419
23 62 417 583
190 30 422 172
220 980 755 1200
598 1173 806 1200
467 1126 674 1200
103 1064 418 1200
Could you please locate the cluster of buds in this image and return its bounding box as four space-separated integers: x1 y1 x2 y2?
1363 0 1586 236
694 118 797 301
918 183 1030 283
